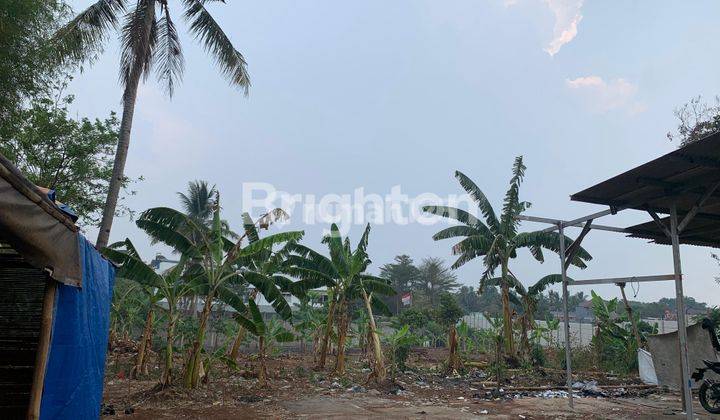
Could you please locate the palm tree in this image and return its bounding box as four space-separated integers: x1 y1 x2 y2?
178 180 217 223
135 194 302 388
283 224 395 381
53 1 251 249
416 257 460 306
103 239 194 386
423 156 591 357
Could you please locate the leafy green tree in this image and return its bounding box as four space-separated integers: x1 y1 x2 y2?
424 156 592 356
54 0 251 249
380 255 420 314
455 286 482 313
0 0 68 130
668 95 720 146
0 86 130 226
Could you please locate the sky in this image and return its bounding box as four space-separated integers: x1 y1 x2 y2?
66 0 720 306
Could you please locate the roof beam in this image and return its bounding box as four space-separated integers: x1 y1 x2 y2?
568 274 676 286
678 180 720 232
646 209 672 238
517 214 626 233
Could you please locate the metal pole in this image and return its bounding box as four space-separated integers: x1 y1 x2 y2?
559 224 574 408
670 205 693 419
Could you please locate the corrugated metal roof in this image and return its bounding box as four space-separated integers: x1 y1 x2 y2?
571 131 720 216
626 213 720 248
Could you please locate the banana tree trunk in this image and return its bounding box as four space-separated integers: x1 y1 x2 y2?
361 290 386 382
619 284 642 350
334 299 349 375
317 294 337 369
160 313 177 387
257 336 267 386
95 55 144 250
501 262 514 356
520 315 530 361
447 323 459 374
184 292 214 388
131 308 154 379
229 326 247 362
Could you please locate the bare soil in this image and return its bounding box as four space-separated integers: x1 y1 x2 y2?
102 348 712 419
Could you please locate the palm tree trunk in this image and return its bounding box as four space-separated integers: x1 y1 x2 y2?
334 299 349 375
317 294 337 369
95 62 144 250
184 292 214 388
161 313 176 387
132 308 154 379
619 284 642 350
361 290 386 382
501 262 514 356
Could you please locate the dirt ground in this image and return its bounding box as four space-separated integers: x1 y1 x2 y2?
102 348 712 419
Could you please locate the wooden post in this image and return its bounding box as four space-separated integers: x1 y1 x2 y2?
28 279 57 420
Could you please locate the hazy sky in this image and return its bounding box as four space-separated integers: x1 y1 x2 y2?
66 0 720 305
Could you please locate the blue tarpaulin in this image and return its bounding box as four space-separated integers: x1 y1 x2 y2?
40 236 115 419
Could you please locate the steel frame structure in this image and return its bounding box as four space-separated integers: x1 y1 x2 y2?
517 204 695 419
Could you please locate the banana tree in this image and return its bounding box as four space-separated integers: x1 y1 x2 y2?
423 156 592 356
103 239 195 386
104 241 166 379
226 210 298 361
109 278 143 345
219 293 295 386
486 274 568 361
135 194 304 388
283 224 395 381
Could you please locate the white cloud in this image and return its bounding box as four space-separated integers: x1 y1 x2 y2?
565 76 646 115
543 0 584 56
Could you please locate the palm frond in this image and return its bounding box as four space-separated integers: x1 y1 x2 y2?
183 0 250 92
155 3 184 96
119 0 157 88
52 0 126 64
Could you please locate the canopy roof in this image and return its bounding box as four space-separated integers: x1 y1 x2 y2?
571 131 720 216
571 131 720 248
625 214 720 248
0 152 81 286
